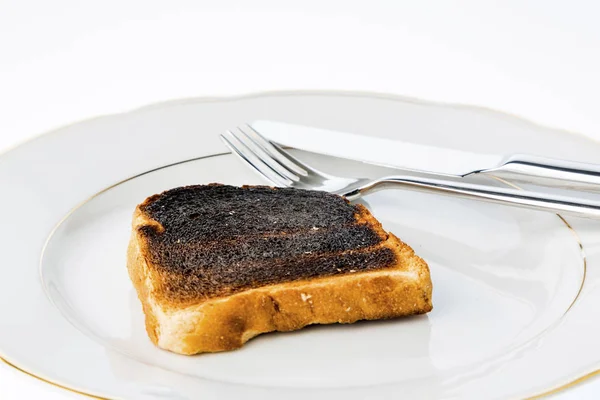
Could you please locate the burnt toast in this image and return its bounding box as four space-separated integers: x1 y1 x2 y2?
127 184 432 355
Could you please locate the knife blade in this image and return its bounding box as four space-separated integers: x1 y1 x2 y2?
250 120 504 177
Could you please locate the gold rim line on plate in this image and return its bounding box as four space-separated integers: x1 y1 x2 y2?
487 176 589 399
28 156 592 399
0 356 108 399
528 370 600 399
0 90 594 398
488 176 588 317
525 214 589 399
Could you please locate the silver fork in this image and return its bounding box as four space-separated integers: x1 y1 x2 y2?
221 124 600 219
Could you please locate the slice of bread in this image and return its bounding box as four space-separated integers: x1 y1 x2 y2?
127 184 432 355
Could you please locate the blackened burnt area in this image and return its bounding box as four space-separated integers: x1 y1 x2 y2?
139 184 360 243
138 184 394 299
144 223 385 271
158 247 398 302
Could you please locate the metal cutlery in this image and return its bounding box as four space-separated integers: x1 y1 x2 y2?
221 124 600 219
250 120 600 190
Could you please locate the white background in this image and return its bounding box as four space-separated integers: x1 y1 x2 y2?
1 1 600 398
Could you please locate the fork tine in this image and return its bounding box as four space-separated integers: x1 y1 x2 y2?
241 124 313 176
269 140 327 176
229 127 300 182
220 130 292 187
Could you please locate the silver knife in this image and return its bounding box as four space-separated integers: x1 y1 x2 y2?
250 120 600 190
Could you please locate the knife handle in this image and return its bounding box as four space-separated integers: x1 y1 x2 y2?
480 154 600 190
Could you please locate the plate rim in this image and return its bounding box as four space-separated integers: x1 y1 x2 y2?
0 89 597 399
1 89 593 161
38 151 589 394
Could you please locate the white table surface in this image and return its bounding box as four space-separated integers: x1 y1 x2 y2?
1 1 600 398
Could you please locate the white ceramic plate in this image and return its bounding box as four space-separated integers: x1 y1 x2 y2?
2 91 600 400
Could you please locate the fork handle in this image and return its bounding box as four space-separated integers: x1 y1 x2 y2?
479 154 600 190
346 175 600 219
